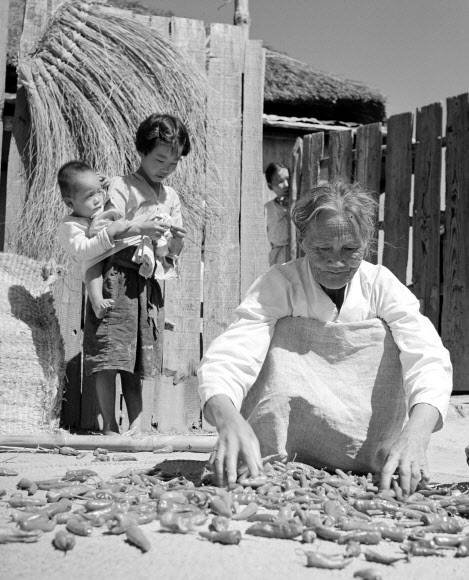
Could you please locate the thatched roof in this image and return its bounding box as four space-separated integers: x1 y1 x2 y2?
264 50 386 124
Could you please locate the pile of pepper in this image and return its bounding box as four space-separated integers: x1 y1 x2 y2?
1 457 468 574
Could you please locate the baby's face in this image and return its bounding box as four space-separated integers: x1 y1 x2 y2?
68 171 104 219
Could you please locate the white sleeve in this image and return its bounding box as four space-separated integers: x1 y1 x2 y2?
374 266 452 430
198 267 294 411
58 219 114 262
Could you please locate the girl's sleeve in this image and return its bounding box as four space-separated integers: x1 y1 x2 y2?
198 267 294 411
105 177 128 218
169 188 183 228
374 266 452 430
58 219 114 262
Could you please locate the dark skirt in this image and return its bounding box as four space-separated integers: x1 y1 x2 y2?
83 247 164 379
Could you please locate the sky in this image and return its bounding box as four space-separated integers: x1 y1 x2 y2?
142 0 469 118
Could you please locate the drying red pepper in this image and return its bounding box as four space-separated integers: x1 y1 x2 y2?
246 521 303 539
199 530 241 545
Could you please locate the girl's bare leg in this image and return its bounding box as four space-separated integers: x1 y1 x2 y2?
85 262 114 319
121 372 143 434
95 370 119 435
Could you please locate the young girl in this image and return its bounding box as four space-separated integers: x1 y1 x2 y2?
264 162 291 266
83 113 189 435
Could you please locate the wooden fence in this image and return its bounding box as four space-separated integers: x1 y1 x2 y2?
288 100 469 392
0 0 268 431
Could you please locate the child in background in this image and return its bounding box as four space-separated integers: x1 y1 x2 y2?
83 113 189 435
264 162 291 266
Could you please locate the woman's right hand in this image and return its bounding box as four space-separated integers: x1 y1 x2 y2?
204 395 263 486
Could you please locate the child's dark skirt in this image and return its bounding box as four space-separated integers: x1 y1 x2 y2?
83 247 164 379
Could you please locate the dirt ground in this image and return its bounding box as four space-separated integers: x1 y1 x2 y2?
1 406 468 580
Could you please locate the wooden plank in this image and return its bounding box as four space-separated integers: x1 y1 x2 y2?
203 23 243 350
356 123 382 264
441 94 469 391
52 271 82 427
328 130 353 180
4 0 49 251
289 137 303 260
301 133 324 194
240 41 266 296
152 17 207 431
413 103 442 327
0 0 10 172
382 113 413 283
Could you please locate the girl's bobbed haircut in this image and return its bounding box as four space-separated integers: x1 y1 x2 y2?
291 178 379 259
265 162 289 186
136 114 191 157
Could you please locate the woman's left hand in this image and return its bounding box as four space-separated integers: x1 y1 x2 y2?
379 431 430 499
379 402 439 498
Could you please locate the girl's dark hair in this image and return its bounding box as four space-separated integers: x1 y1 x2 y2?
57 160 94 199
135 114 191 156
265 162 289 186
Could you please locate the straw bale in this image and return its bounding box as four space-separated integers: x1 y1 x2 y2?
0 253 65 435
11 0 217 263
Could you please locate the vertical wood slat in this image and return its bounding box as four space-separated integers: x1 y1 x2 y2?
301 133 324 194
355 123 382 264
152 16 206 431
413 103 442 327
289 137 303 260
441 94 469 391
240 41 266 297
203 23 244 353
0 0 9 164
4 0 49 251
298 133 324 259
52 272 82 427
382 113 413 283
328 130 353 181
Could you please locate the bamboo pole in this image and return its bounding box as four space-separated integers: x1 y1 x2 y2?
234 0 250 41
0 434 217 453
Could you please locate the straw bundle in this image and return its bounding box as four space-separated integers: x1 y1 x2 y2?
12 0 215 263
0 252 64 435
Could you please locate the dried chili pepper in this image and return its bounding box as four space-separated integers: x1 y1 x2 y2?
304 552 351 569
0 466 19 476
66 518 93 536
246 521 303 539
53 530 76 552
455 536 469 557
353 568 383 580
125 525 151 552
364 549 406 565
199 530 242 545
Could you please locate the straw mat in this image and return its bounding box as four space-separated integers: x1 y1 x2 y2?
0 253 65 434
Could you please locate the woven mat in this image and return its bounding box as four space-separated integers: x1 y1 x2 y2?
0 253 64 434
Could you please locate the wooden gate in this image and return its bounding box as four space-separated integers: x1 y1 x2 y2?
288 99 469 392
0 0 268 431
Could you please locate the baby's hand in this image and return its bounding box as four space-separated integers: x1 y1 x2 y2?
97 172 111 189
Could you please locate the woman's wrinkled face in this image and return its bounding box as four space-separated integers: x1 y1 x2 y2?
302 211 365 289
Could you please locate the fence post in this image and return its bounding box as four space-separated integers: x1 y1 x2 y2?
355 123 382 264
289 137 303 260
328 131 353 180
382 113 413 284
441 94 469 391
413 103 442 327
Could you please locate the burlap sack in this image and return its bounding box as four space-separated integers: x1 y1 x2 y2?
241 317 407 474
0 253 64 434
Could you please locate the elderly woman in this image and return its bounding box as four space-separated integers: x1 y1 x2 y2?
198 179 452 497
